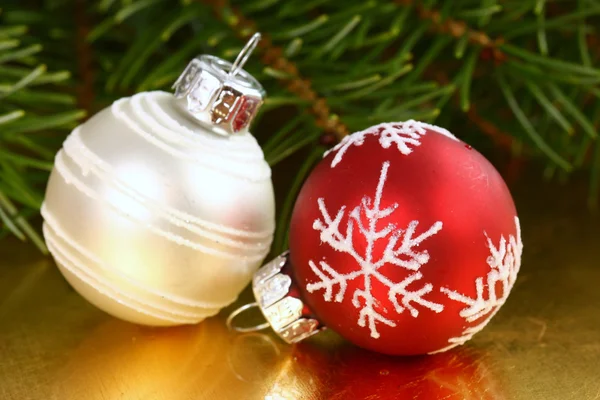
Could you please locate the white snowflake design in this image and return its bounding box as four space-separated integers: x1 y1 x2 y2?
437 217 523 352
306 161 444 339
324 120 458 168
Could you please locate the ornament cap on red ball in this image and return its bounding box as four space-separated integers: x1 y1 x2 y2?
246 252 326 343
235 120 523 356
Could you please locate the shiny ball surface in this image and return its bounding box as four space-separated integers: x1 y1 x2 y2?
43 91 275 326
289 121 522 355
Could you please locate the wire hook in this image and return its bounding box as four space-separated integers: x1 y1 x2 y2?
229 32 261 77
226 302 271 333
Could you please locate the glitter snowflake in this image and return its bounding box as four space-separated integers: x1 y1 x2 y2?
306 161 444 339
324 120 458 168
436 217 523 352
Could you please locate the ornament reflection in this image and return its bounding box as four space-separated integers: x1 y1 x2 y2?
54 313 505 399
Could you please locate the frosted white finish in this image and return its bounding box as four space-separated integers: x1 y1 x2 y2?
43 91 275 326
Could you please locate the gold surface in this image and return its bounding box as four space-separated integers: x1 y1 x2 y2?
1 176 600 400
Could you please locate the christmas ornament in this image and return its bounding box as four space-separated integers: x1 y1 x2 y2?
228 120 522 355
42 34 275 326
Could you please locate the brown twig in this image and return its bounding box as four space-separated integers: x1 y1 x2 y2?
74 0 95 115
201 0 350 142
395 0 507 64
466 105 515 151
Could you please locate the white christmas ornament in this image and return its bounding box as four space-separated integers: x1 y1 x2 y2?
42 34 275 326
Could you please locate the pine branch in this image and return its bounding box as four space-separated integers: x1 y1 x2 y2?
2 0 600 249
0 3 83 251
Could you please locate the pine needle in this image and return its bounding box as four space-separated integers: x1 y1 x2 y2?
454 34 469 59
0 191 47 253
263 114 306 154
577 25 592 68
0 205 26 241
115 0 166 22
497 73 572 172
0 64 46 99
314 15 361 58
456 5 502 18
0 110 24 125
0 39 20 52
0 25 28 37
342 64 413 99
0 149 54 171
242 0 281 13
267 132 319 166
376 85 455 118
536 6 548 56
1 110 86 135
459 50 478 111
525 81 573 135
503 6 600 38
7 89 76 105
325 74 381 91
547 84 597 139
273 15 329 39
501 44 600 77
0 44 42 64
285 38 303 57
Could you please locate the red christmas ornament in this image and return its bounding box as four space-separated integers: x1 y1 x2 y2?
231 120 523 356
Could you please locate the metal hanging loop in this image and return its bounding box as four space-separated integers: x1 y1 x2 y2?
226 302 271 333
229 33 261 77
171 32 265 135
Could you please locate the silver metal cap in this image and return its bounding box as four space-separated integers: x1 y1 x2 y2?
172 34 265 135
227 252 325 344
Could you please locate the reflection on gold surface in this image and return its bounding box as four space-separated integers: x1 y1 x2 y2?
290 337 504 400
0 256 502 400
57 320 224 399
228 333 282 383
1 177 600 399
229 331 505 399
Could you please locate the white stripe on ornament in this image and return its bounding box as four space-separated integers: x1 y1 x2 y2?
44 224 212 324
63 128 273 251
111 95 271 182
52 150 268 263
41 204 236 310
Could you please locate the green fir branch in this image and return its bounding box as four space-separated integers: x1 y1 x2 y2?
0 0 600 250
